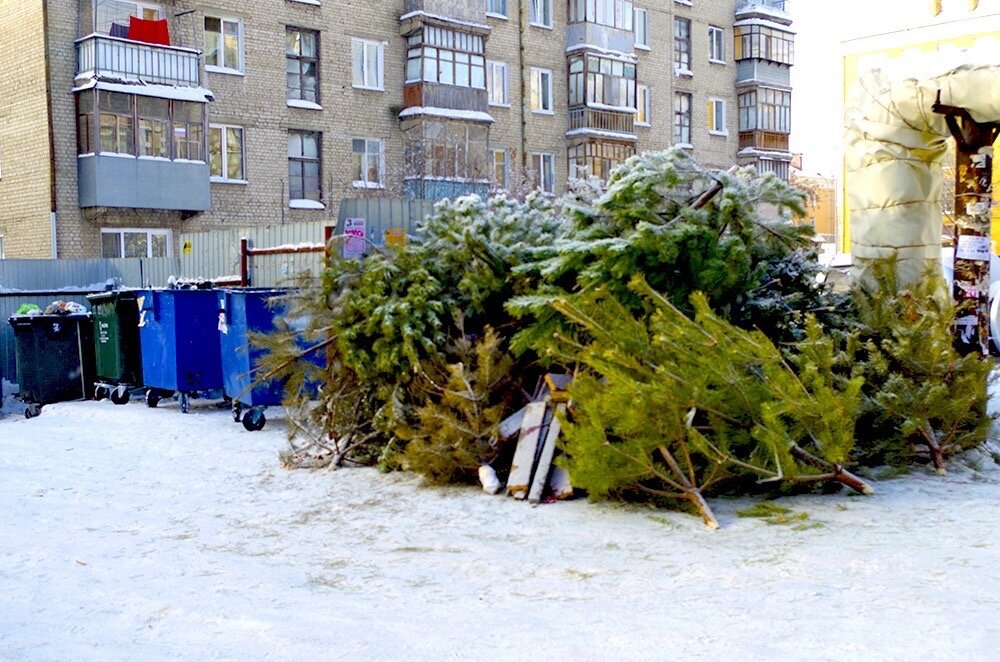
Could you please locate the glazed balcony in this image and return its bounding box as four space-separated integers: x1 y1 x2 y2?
735 0 792 24
402 0 487 27
76 34 202 87
568 107 636 138
739 130 790 152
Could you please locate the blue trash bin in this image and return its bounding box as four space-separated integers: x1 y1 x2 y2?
218 288 321 431
138 288 223 413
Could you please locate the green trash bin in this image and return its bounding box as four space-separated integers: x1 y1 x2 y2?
87 291 143 405
9 313 95 418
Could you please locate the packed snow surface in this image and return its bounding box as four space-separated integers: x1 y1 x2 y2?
2 397 999 660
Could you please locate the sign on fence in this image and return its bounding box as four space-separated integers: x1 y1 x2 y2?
343 218 367 259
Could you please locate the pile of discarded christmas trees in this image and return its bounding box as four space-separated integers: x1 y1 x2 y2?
257 149 994 529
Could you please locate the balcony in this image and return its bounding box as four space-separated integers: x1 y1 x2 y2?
566 22 635 55
739 130 790 152
735 0 792 24
404 82 489 113
78 155 210 212
76 34 201 87
401 0 488 29
568 107 636 138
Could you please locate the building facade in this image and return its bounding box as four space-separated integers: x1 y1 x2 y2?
0 0 794 259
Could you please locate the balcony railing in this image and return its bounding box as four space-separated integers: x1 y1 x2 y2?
568 107 635 136
76 34 201 87
739 130 790 152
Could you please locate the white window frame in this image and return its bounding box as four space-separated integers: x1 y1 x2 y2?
636 85 651 126
352 137 385 189
709 26 726 63
486 0 508 18
100 228 173 258
529 0 553 28
487 61 509 106
208 124 246 183
532 152 555 194
352 38 385 91
709 98 727 135
634 8 650 50
530 67 553 114
204 16 244 75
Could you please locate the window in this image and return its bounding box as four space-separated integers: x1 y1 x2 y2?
209 125 245 182
352 138 384 188
204 16 242 73
487 61 509 106
568 141 634 183
286 28 319 104
173 102 203 160
709 26 725 62
532 153 554 193
487 0 507 16
530 68 553 113
137 97 168 158
636 85 650 125
101 229 172 259
634 8 649 48
96 1 163 34
288 130 322 204
403 120 490 181
493 149 508 189
567 54 636 109
708 98 726 134
734 25 794 65
406 27 485 89
569 0 634 30
673 92 692 145
530 0 552 27
674 17 692 73
99 92 134 155
77 90 95 154
738 88 791 132
352 38 384 90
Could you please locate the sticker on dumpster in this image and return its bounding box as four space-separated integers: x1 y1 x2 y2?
137 296 146 327
956 234 991 261
343 218 366 259
218 312 228 334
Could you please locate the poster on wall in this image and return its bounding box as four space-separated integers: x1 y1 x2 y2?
343 218 366 259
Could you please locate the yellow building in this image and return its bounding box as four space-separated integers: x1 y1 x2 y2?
839 1 1000 254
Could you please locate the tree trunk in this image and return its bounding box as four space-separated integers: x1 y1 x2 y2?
791 445 875 495
686 488 720 530
920 422 948 475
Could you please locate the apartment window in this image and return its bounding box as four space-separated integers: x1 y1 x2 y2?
709 26 725 62
209 125 245 182
530 0 553 27
99 92 134 155
487 61 509 105
77 90 95 154
173 102 203 160
636 85 651 125
738 88 791 132
286 28 320 104
568 141 634 183
352 38 384 90
492 149 508 189
708 98 726 134
352 138 384 188
634 8 649 48
487 0 507 16
205 16 242 73
137 97 168 158
406 27 485 89
532 153 555 193
403 120 490 181
530 68 553 113
567 54 636 109
674 92 692 145
288 130 322 203
734 25 795 65
569 0 634 30
101 229 172 259
674 17 691 73
96 1 163 34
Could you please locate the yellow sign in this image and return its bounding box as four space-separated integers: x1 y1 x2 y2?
384 228 407 248
182 240 193 255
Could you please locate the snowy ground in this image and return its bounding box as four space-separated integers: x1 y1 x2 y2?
2 389 1000 661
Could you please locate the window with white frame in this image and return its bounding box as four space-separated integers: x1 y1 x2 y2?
209 124 245 182
487 61 509 106
288 130 322 204
352 38 384 90
96 1 163 34
634 8 649 48
708 98 726 134
406 27 485 89
569 0 633 30
204 16 243 73
492 149 508 189
567 54 636 108
532 152 554 193
101 229 172 259
286 27 320 104
352 138 384 188
636 85 651 125
530 67 553 113
487 0 507 16
674 17 691 73
530 0 553 27
674 91 692 145
709 26 725 62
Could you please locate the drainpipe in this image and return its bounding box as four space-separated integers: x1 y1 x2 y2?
517 0 528 177
42 0 58 257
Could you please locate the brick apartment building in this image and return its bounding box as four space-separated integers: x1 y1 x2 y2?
0 0 794 259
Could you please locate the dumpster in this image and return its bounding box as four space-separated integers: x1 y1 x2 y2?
218 288 320 431
87 290 143 405
9 314 95 418
138 288 223 413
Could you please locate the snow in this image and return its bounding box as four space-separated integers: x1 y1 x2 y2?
72 79 214 103
398 106 496 124
2 398 1000 659
398 11 490 32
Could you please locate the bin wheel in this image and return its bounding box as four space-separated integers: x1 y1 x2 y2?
145 390 160 408
180 393 190 414
232 403 243 423
110 388 130 405
242 410 266 431
94 385 108 401
24 405 41 419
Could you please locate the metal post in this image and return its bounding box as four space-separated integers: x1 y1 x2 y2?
933 92 1000 355
239 237 250 287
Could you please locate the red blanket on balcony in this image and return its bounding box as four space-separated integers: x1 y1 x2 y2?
128 16 170 46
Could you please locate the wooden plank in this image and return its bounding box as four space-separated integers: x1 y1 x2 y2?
547 465 574 500
544 373 572 402
528 404 564 504
498 405 527 440
506 401 547 499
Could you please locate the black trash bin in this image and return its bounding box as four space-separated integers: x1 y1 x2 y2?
9 314 95 418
